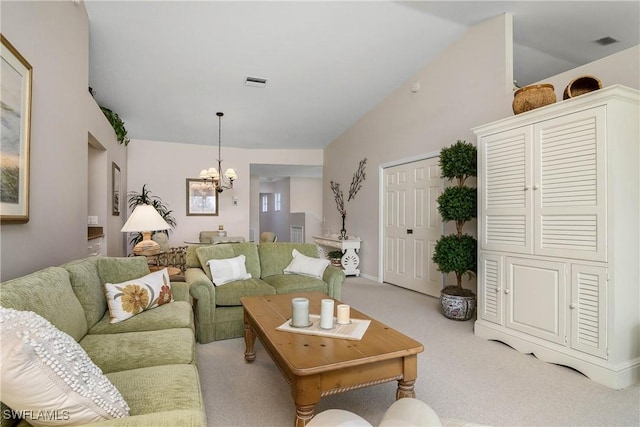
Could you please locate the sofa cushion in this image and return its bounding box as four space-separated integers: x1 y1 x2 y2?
62 257 107 330
0 308 129 426
206 255 252 286
0 266 88 342
104 268 173 323
262 274 329 295
196 243 261 279
214 278 276 306
88 301 193 335
80 328 195 374
258 243 321 278
97 256 150 286
284 249 330 279
106 364 205 423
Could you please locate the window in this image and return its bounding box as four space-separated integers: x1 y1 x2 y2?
261 194 268 212
274 192 281 211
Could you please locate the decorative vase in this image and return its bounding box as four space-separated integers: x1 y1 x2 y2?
339 214 347 240
440 286 476 321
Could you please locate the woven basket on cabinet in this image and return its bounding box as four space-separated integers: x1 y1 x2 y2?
512 83 556 115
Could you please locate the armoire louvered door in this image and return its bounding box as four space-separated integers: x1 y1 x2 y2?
534 106 606 262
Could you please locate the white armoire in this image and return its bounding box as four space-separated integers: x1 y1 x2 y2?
473 85 639 389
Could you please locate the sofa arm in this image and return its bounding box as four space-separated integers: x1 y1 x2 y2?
323 266 345 300
170 281 190 302
185 267 216 343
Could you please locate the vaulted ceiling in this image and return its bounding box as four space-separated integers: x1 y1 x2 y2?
86 1 639 154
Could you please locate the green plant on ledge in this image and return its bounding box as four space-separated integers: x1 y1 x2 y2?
100 106 130 146
432 140 478 320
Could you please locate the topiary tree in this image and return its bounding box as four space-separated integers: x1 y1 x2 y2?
432 140 477 297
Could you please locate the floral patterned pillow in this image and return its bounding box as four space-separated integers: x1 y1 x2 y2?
104 268 173 323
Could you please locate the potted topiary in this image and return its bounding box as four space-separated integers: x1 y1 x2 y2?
432 140 478 321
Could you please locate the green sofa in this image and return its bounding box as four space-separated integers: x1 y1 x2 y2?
0 256 206 427
185 242 345 343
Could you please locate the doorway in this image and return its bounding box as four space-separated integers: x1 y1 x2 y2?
383 157 443 296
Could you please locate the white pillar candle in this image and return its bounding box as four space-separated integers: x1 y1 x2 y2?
320 299 335 329
336 304 350 324
291 297 310 327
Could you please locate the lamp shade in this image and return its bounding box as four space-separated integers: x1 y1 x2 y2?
121 205 170 233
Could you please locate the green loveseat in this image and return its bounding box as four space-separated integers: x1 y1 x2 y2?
0 256 206 427
185 242 345 343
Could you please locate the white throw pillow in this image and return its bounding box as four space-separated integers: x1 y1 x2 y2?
284 249 330 279
207 254 252 286
104 268 173 324
0 307 130 426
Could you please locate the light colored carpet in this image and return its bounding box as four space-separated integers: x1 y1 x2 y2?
196 277 640 426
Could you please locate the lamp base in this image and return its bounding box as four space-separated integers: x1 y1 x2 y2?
133 232 160 256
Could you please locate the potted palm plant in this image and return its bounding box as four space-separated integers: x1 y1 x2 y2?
432 140 477 320
127 184 177 249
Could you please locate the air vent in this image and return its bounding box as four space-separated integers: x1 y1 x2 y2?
594 36 619 46
245 76 267 88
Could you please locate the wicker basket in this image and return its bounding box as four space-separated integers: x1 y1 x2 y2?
512 84 556 115
563 75 602 100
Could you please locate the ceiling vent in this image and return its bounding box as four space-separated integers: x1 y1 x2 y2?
594 36 619 46
245 76 267 88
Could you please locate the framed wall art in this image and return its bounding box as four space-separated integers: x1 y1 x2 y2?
112 162 121 215
186 178 218 216
1 35 33 223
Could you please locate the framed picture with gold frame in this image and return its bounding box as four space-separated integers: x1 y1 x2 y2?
1 35 33 223
186 178 218 216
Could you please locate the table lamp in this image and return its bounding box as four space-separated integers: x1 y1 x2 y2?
120 204 171 256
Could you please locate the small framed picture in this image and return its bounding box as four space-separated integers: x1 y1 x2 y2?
1 35 33 223
186 178 218 216
112 162 121 215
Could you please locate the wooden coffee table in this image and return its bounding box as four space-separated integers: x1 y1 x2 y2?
241 292 424 426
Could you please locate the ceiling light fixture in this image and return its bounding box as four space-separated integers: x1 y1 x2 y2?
199 112 237 193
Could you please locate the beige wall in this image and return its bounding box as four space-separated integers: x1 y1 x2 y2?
536 46 640 98
323 14 514 282
323 16 639 283
125 139 322 250
1 1 124 281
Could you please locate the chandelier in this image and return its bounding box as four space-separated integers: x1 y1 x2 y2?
199 112 237 193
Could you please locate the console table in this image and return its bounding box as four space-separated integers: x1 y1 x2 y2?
313 235 361 276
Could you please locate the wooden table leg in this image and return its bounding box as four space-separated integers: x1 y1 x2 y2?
396 378 416 399
294 404 315 427
244 318 256 363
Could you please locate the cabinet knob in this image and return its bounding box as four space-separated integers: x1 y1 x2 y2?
504 289 510 294
495 287 501 293
524 185 530 191
569 303 577 309
533 185 540 190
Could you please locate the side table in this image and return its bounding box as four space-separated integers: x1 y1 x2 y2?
313 235 361 276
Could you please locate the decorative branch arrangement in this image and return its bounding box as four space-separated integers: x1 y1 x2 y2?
330 158 367 239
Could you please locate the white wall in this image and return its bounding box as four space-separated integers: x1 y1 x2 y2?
0 1 124 281
125 139 322 250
